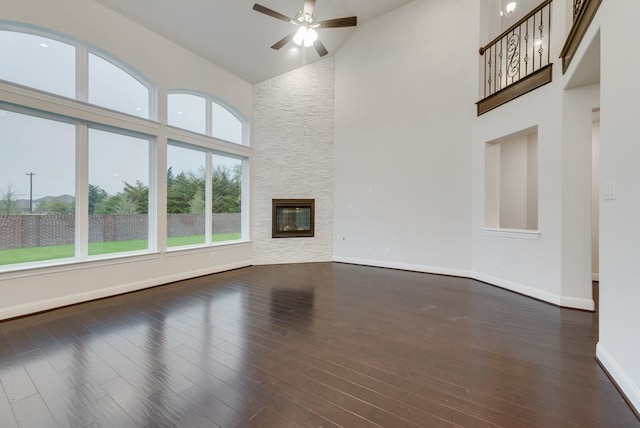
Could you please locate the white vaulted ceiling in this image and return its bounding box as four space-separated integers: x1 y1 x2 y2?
94 0 414 83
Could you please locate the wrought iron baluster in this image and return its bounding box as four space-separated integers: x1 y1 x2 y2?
478 0 552 99
532 12 536 72
538 10 544 65
525 19 529 76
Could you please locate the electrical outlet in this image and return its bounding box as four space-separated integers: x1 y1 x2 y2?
385 248 391 255
494 259 500 268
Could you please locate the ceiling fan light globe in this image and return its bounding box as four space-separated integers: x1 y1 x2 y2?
305 28 318 45
293 26 307 45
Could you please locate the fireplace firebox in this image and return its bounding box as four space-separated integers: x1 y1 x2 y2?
272 199 314 238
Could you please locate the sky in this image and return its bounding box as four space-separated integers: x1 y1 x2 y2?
0 109 242 199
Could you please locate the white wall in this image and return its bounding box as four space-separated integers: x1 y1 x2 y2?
0 0 253 320
332 0 476 275
500 135 529 229
526 133 538 230
252 58 334 264
591 120 599 277
595 0 640 413
560 83 599 303
471 0 598 310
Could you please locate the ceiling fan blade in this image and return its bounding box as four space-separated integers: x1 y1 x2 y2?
303 0 316 15
314 39 329 57
271 32 296 50
317 16 358 28
253 3 293 23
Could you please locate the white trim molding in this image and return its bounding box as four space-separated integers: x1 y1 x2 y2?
483 228 542 239
332 257 594 311
596 343 640 415
0 260 251 321
332 256 472 279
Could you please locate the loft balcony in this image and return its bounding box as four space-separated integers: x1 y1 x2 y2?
476 0 553 116
477 0 603 116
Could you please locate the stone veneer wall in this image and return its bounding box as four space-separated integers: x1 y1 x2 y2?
252 57 334 264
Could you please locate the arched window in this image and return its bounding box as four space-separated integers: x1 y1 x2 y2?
212 101 243 145
167 93 207 134
88 53 150 118
0 30 76 98
0 25 154 119
168 90 247 145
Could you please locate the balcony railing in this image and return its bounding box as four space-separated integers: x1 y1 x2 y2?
477 0 553 115
560 0 602 73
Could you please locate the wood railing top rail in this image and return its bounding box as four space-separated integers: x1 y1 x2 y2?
559 0 602 73
480 0 553 55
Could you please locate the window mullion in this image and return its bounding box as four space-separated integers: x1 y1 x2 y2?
205 152 213 243
147 138 158 252
76 124 89 259
77 45 88 102
241 159 250 241
206 98 213 136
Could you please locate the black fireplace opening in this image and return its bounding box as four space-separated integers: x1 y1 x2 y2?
272 199 314 238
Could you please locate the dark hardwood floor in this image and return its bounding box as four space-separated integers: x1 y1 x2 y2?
0 262 637 427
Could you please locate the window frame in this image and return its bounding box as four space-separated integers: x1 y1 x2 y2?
168 89 249 146
0 22 250 274
166 140 249 251
0 20 157 120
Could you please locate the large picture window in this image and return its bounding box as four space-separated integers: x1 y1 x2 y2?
212 154 243 243
0 109 76 266
88 129 151 255
0 23 249 271
167 144 244 248
167 144 206 247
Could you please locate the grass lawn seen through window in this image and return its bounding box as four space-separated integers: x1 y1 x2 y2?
0 233 241 266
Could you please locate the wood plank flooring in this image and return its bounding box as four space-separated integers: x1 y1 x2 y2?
0 262 637 427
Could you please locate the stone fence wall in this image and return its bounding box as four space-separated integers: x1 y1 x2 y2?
0 213 240 250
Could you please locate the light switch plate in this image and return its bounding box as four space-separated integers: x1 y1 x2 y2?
603 181 616 201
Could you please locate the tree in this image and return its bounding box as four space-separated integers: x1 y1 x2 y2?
189 188 206 214
36 199 75 215
167 170 204 214
88 184 108 215
94 194 137 215
0 184 21 215
122 180 148 214
212 165 241 213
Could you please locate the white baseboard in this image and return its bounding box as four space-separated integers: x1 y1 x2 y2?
596 343 640 415
332 256 594 311
332 256 471 278
0 260 251 321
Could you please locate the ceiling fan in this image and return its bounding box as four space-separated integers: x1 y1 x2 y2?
252 0 357 57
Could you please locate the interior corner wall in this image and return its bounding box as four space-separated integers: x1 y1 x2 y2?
251 58 334 264
596 0 640 413
332 0 476 275
560 83 599 304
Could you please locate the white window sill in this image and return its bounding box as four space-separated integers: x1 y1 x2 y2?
482 228 541 240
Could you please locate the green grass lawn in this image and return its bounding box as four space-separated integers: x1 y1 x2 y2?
0 233 241 266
